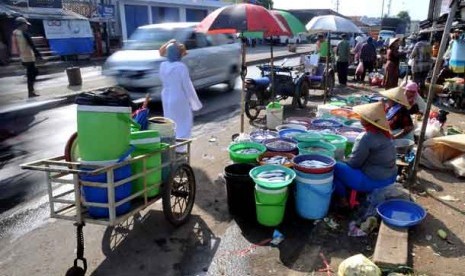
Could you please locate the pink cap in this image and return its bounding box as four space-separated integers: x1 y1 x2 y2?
405 81 418 92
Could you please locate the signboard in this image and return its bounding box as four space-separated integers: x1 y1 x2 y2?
98 4 115 19
43 19 93 39
29 0 63 8
62 1 96 18
440 0 451 16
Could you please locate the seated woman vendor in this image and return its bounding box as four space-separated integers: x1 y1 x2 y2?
404 81 426 116
380 86 414 140
333 102 397 199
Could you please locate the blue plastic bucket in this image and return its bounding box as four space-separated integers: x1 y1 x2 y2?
80 160 132 218
294 169 334 220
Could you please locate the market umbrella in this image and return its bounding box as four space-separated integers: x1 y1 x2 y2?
197 3 290 132
306 15 362 103
273 10 306 35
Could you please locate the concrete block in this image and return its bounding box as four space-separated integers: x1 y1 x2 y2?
373 221 409 268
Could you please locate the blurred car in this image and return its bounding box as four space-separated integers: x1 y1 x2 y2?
103 22 241 100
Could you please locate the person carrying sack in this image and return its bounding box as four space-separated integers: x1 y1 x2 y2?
12 17 42 97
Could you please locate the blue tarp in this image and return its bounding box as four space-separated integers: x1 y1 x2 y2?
48 37 94 55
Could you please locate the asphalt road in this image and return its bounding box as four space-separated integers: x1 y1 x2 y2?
0 57 301 244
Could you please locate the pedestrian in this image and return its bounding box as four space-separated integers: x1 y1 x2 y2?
359 37 377 83
383 37 400 89
333 102 397 204
336 33 350 86
11 17 42 97
409 33 432 97
159 40 203 153
316 33 332 63
403 81 426 115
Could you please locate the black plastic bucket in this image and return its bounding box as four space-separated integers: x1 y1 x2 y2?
66 67 82 86
224 163 256 220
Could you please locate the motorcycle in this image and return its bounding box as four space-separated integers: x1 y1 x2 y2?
244 60 310 121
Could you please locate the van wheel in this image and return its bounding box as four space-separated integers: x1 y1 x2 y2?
226 66 238 91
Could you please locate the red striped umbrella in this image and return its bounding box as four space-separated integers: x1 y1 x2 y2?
197 3 290 37
197 4 290 132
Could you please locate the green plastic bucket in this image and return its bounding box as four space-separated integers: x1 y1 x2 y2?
77 105 131 161
255 184 288 204
322 134 347 161
255 192 288 227
297 141 337 158
130 130 161 197
147 117 176 183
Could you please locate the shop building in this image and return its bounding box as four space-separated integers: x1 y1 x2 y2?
118 0 226 40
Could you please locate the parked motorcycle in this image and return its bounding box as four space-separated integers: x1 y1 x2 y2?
244 60 310 121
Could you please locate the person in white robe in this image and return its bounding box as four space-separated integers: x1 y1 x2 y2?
159 42 203 152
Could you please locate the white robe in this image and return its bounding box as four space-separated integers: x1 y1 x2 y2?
159 61 203 141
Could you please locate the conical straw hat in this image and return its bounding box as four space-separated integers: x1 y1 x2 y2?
380 86 411 108
353 102 390 132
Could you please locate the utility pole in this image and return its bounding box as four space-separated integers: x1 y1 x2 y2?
336 0 340 12
381 0 385 18
387 0 392 17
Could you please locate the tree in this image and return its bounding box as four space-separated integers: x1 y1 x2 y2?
397 11 411 24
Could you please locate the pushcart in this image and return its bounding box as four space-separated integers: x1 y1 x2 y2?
20 139 196 275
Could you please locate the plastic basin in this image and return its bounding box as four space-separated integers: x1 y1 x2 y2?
263 138 298 154
297 141 337 158
311 118 343 129
250 130 279 143
228 142 267 164
276 124 308 132
293 131 323 143
257 152 295 167
292 154 336 174
278 129 306 140
377 199 426 228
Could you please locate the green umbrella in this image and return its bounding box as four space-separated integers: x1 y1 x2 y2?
273 10 306 35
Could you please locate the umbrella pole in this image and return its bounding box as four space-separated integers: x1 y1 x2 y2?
270 37 275 100
240 35 247 133
407 0 458 186
323 32 330 104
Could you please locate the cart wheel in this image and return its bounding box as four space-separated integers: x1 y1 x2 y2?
64 132 79 163
162 164 196 226
296 80 310 108
245 91 261 121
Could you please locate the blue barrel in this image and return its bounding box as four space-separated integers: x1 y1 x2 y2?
294 169 334 219
80 160 132 218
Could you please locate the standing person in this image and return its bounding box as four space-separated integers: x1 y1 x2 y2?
159 41 203 152
333 102 397 201
409 33 432 97
336 33 350 86
383 38 401 89
359 37 377 83
12 17 41 97
316 33 332 62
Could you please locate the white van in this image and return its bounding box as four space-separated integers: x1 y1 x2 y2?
103 22 241 99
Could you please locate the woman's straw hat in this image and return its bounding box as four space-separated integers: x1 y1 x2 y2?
388 37 400 48
353 102 390 132
380 86 411 108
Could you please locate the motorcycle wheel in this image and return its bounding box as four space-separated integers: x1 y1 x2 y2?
297 80 310 108
245 91 261 121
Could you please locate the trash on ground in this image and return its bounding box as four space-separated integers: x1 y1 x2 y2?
209 136 217 142
438 195 460 202
425 234 432 241
437 229 448 240
348 221 367 237
360 216 378 234
270 229 285 246
338 254 381 276
324 217 340 230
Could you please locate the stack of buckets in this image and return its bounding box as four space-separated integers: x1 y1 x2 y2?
250 165 296 226
148 117 176 183
293 154 335 220
76 96 133 218
266 102 283 130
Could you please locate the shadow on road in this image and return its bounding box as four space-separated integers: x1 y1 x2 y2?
93 212 220 276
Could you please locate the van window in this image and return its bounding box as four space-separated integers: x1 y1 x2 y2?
124 27 190 50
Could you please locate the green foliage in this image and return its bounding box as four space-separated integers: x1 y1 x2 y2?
397 10 411 24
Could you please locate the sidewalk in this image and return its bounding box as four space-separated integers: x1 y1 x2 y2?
0 44 314 118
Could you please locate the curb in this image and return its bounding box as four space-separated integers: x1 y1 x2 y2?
0 51 306 120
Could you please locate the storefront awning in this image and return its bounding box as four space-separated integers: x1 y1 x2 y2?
2 5 87 20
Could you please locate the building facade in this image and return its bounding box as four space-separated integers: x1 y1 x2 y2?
118 0 226 40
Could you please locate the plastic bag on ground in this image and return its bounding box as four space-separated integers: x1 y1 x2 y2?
338 254 381 276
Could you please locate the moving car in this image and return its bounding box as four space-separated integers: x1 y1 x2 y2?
103 22 241 100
